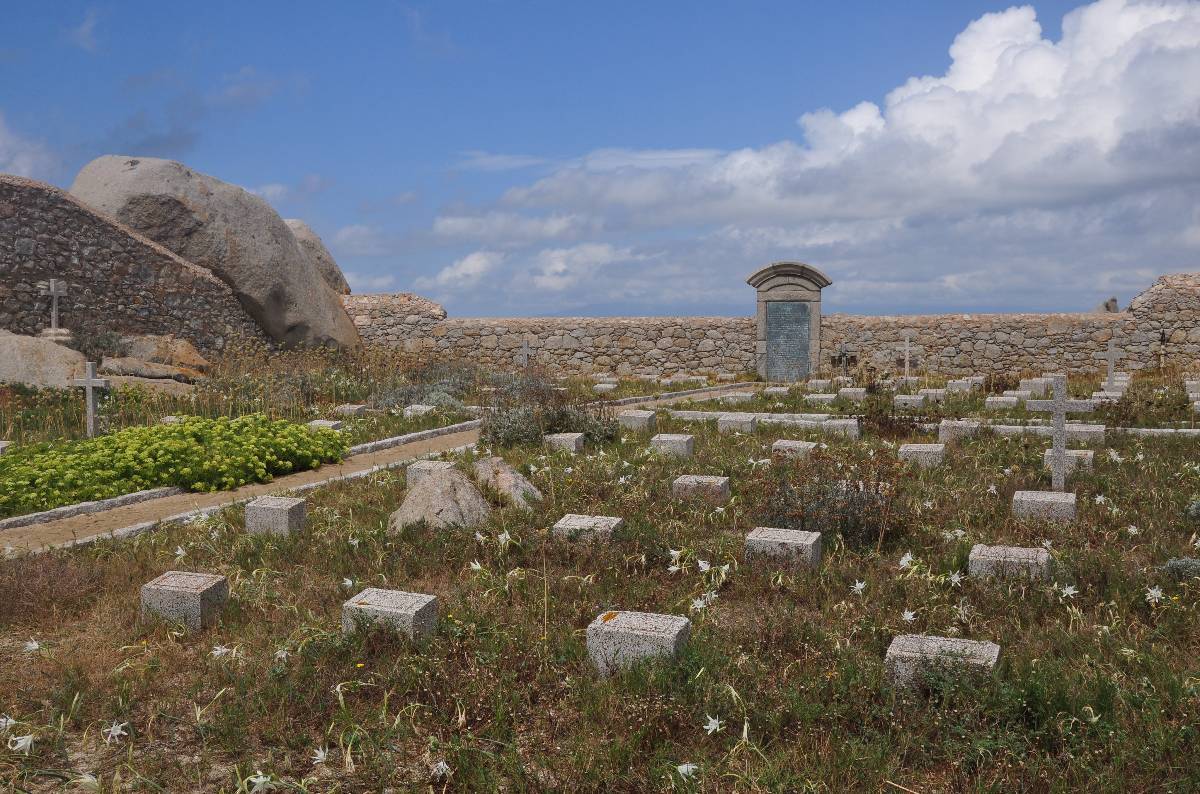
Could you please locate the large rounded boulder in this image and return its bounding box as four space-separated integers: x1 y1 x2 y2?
284 219 351 295
69 156 360 350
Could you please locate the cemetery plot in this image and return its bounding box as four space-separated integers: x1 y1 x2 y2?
2 400 1199 790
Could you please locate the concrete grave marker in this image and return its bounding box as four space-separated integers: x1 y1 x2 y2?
650 433 694 458
552 514 625 541
141 571 229 631
672 474 731 504
545 432 585 453
308 419 344 431
334 404 367 417
244 495 306 536
968 544 1052 580
717 414 757 434
885 634 1000 689
342 587 438 641
617 409 656 432
747 262 831 381
899 443 945 469
587 610 691 675
72 361 109 438
404 404 436 418
894 394 926 410
745 527 821 568
38 278 71 341
772 439 816 459
1012 490 1076 522
938 419 980 444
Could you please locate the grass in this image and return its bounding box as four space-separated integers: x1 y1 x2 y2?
3 404 1199 789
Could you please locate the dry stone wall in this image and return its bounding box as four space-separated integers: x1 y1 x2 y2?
0 175 264 353
347 272 1200 377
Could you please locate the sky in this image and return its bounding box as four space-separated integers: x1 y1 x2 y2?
2 0 1198 318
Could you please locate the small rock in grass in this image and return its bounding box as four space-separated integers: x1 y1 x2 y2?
473 456 541 509
389 468 491 531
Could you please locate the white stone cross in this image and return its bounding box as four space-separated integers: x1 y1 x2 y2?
515 339 533 368
1105 338 1121 391
72 361 110 438
39 279 68 331
1026 374 1093 491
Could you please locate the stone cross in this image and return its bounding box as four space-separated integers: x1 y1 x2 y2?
515 340 533 368
39 279 68 331
72 361 110 438
1105 338 1121 391
1026 374 1093 491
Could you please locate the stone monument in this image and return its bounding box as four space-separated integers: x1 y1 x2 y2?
746 261 831 382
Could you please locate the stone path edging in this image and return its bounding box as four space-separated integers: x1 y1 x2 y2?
0 486 185 533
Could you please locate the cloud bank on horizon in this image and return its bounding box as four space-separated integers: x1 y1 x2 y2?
400 0 1200 315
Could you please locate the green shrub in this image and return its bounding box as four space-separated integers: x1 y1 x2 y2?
0 414 347 518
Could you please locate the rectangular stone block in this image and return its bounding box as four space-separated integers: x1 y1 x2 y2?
650 433 694 458
985 395 1019 410
837 387 867 402
342 587 438 641
1091 391 1123 403
894 376 921 388
160 415 183 425
672 474 731 504
806 379 832 391
308 419 344 431
898 443 945 468
745 527 821 568
763 386 791 397
1042 448 1093 475
807 393 837 405
592 374 619 383
946 379 971 394
938 419 980 443
545 432 585 453
141 571 229 631
552 513 625 541
593 383 618 394
1002 390 1033 400
966 376 986 389
968 544 1052 580
1019 377 1050 397
406 460 455 489
617 409 656 432
833 376 854 386
717 414 758 434
404 404 436 418
1185 379 1200 391
0 440 10 455
1012 490 1076 522
587 610 691 675
885 634 1000 689
893 394 926 410
721 391 755 404
334 404 368 417
244 495 306 536
822 418 860 440
772 439 816 459
918 388 946 403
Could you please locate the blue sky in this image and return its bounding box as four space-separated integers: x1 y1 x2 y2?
2 1 1198 318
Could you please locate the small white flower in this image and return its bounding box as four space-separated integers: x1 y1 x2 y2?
1135 452 1145 462
1003 467 1013 476
851 580 866 596
311 746 327 765
669 549 683 562
719 563 731 576
898 552 914 570
474 531 485 543
697 560 711 572
341 577 355 590
1126 525 1139 536
948 571 964 587
431 760 452 780
1094 494 1107 505
246 771 273 793
210 644 233 658
922 500 934 510
7 733 33 754
713 506 725 514
1146 586 1164 605
497 531 512 552
1060 584 1079 599
274 648 290 662
22 638 40 653
563 467 573 475
348 537 360 548
0 715 15 733
668 564 681 574
676 762 699 778
174 545 186 559
704 714 723 735
902 609 917 623
103 721 128 744
469 560 484 572
986 484 998 495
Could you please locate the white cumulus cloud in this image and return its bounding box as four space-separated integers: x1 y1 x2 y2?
415 250 505 291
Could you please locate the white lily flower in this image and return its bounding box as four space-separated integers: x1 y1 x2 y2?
703 714 723 734
103 721 128 744
311 746 327 765
851 580 866 595
677 762 698 778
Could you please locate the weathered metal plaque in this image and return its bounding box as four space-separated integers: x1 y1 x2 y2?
765 301 810 381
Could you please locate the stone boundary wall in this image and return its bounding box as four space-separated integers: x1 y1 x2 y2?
345 273 1200 377
0 175 264 353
